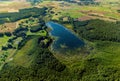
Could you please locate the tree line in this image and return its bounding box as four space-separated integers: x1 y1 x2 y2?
0 7 47 24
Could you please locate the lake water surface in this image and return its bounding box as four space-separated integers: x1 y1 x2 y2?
46 21 84 52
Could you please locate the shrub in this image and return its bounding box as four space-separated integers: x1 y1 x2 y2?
4 32 12 37
30 26 42 32
0 33 4 37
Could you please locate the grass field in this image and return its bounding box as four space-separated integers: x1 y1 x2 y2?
0 1 31 13
0 22 17 33
11 37 38 67
0 36 11 50
39 1 120 21
93 41 120 67
27 30 47 36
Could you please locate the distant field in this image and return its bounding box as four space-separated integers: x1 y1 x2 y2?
39 1 120 21
0 1 31 13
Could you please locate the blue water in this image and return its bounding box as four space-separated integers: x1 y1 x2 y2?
46 21 84 52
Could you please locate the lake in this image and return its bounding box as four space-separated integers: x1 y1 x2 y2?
46 21 84 52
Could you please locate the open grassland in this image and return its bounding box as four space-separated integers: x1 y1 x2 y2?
10 37 38 67
39 1 120 21
0 36 11 50
27 30 47 37
93 41 120 67
0 22 17 33
0 1 31 13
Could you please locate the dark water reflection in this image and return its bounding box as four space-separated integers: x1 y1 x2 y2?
46 21 84 52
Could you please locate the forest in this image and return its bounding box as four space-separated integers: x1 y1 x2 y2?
73 19 120 42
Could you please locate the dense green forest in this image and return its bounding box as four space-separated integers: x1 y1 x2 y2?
73 19 120 42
